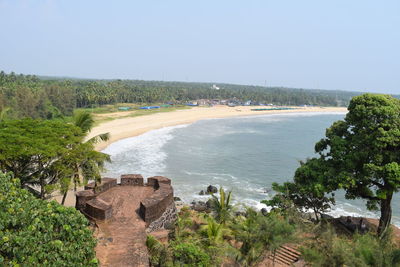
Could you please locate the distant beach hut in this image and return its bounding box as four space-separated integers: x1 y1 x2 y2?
118 107 132 111
139 106 160 110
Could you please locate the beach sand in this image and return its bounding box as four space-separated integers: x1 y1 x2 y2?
52 105 347 206
88 105 348 151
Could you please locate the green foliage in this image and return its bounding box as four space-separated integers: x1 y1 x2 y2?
146 235 170 267
314 93 400 237
171 242 211 267
264 158 335 221
147 192 297 267
0 71 367 120
232 208 296 266
302 225 400 267
0 118 84 198
0 172 97 266
209 187 233 224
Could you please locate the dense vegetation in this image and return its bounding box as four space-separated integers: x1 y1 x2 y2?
0 115 110 201
0 71 368 119
147 188 297 267
148 188 400 266
0 172 97 266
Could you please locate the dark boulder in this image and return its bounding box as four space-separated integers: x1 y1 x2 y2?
191 201 209 212
173 196 182 201
207 185 218 194
199 190 205 195
261 208 268 216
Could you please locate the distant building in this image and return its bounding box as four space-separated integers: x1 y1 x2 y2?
212 84 220 90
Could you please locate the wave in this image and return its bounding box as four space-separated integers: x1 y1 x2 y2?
102 124 189 178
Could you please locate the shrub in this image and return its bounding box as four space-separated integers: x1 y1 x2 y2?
171 242 211 267
0 172 98 266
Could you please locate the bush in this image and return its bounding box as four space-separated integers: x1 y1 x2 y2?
0 172 98 266
171 242 211 267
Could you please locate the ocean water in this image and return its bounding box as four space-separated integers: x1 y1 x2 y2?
102 112 400 226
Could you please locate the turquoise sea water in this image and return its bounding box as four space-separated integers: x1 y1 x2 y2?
103 112 399 226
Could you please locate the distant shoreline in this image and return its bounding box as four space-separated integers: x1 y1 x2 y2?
88 105 348 151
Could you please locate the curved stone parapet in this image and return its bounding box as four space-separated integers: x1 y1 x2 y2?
76 175 176 227
139 176 174 227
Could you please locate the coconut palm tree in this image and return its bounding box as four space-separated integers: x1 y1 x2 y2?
209 187 233 224
60 110 110 205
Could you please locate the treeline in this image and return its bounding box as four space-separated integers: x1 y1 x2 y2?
1 71 364 119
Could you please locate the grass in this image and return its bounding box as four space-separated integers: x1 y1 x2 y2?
87 104 191 126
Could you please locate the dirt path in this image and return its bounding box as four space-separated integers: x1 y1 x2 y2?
94 186 154 267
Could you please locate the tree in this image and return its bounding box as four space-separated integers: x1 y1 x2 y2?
264 158 335 221
0 119 84 199
209 187 233 224
232 208 295 266
315 94 400 237
0 172 98 266
59 110 110 205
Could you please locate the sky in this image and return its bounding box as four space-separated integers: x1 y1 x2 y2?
0 0 399 94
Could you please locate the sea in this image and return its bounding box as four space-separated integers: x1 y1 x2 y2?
102 112 400 227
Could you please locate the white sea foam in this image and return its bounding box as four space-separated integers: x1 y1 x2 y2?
102 124 189 178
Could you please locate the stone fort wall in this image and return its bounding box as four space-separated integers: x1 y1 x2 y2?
76 174 176 230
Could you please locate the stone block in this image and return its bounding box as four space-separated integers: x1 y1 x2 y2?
121 174 144 186
85 198 113 220
75 190 95 210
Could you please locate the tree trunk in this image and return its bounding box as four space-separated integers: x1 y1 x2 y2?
40 177 45 199
378 192 393 238
61 191 68 205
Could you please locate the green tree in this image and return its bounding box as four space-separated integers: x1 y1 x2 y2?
314 94 400 237
0 172 98 266
59 110 110 204
209 187 233 225
264 158 335 221
232 209 296 266
0 119 84 199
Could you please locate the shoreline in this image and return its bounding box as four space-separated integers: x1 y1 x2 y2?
53 105 347 207
88 105 348 151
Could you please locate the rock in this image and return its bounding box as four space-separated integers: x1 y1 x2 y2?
191 201 209 212
207 185 218 194
261 208 268 216
173 196 181 201
235 211 247 217
199 190 205 195
263 188 271 193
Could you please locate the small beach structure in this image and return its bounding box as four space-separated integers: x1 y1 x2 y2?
139 106 161 110
251 107 298 111
118 106 132 111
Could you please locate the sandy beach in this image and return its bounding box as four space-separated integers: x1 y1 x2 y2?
88 105 348 151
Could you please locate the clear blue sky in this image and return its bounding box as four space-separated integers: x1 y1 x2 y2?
1 0 399 93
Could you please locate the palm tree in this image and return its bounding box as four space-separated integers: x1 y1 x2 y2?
209 187 233 224
200 217 223 246
60 110 110 205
